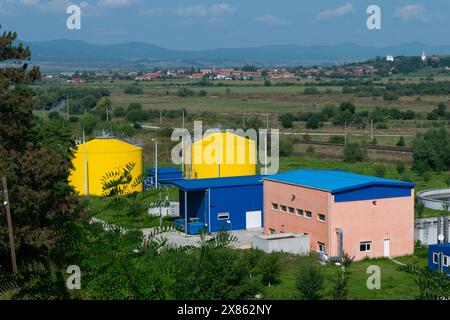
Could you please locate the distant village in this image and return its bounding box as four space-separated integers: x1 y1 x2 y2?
45 52 450 83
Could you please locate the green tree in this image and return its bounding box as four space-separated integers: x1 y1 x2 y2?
0 28 83 275
343 143 367 163
296 258 324 300
413 127 450 173
280 113 294 128
330 268 348 300
396 136 406 147
256 252 281 287
399 265 450 300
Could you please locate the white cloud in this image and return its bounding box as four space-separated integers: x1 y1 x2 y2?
255 15 289 26
175 3 233 17
317 2 355 20
394 4 426 22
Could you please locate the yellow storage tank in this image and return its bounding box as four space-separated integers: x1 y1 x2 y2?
184 131 256 179
69 138 143 196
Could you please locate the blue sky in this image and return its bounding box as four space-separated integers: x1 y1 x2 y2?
1 0 449 49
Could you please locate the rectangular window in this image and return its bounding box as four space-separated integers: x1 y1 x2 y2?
297 209 304 216
217 212 230 221
269 228 276 235
288 207 295 214
318 242 325 253
272 203 279 210
305 211 312 219
280 205 287 212
443 255 448 267
360 241 372 252
433 253 439 264
318 214 326 222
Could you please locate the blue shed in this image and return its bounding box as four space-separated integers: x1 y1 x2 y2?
145 167 183 189
166 175 265 234
428 243 450 275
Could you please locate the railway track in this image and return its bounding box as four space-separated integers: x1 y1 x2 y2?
294 140 413 153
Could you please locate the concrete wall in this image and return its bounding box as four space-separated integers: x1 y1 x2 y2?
415 217 450 245
252 233 310 255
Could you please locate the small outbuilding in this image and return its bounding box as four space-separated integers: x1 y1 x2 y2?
428 243 450 275
166 175 264 234
263 169 415 261
145 167 183 189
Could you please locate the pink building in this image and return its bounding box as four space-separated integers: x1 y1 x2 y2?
263 170 415 260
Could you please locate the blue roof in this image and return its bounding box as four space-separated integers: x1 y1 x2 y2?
263 169 415 194
429 243 450 249
148 167 182 174
165 175 265 192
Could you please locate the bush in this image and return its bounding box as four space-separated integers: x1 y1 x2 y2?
306 114 323 129
264 80 271 87
373 164 387 178
124 85 143 95
113 106 127 118
383 92 399 101
396 136 406 147
329 136 345 144
306 145 315 155
280 113 295 128
343 143 367 163
69 115 79 123
396 161 406 175
280 139 294 157
48 111 61 121
199 90 208 97
296 259 324 300
303 87 320 95
177 88 195 97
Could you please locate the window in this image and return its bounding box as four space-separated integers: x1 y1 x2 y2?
318 213 326 222
444 256 449 267
305 211 312 219
280 205 287 212
217 212 230 220
272 203 279 210
318 242 325 253
288 207 295 214
269 228 276 235
433 253 439 264
297 209 304 216
360 241 372 252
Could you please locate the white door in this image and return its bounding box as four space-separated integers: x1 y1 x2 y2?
246 211 262 229
384 239 390 257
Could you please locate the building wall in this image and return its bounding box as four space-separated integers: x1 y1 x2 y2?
69 139 143 196
210 184 263 232
263 180 414 260
428 245 450 274
185 132 256 179
263 181 330 254
330 192 414 260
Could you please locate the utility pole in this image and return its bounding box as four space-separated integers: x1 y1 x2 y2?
152 139 158 189
370 119 373 142
344 121 354 145
2 177 17 273
66 95 70 120
182 110 185 177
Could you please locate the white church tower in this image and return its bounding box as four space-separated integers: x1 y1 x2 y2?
421 51 427 63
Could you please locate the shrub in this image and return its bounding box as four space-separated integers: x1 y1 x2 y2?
113 106 127 118
280 139 294 157
396 161 406 175
329 136 345 144
383 92 399 101
280 113 295 128
373 164 387 178
199 90 208 97
306 114 323 129
124 85 143 95
256 253 281 287
296 259 324 300
343 143 367 163
264 80 271 87
69 115 79 123
396 136 406 147
303 87 320 95
177 88 195 97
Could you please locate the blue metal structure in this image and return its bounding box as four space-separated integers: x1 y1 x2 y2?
166 175 265 234
144 167 183 189
264 169 415 202
428 243 450 275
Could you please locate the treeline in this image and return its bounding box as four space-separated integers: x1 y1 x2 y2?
279 102 417 129
35 86 111 114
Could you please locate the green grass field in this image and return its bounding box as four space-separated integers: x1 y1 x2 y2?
264 246 428 300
